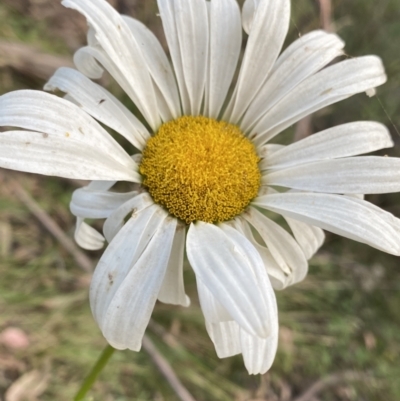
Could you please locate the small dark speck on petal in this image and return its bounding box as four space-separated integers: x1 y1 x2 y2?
42 133 49 138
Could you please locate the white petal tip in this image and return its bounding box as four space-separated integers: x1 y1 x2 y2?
366 88 377 97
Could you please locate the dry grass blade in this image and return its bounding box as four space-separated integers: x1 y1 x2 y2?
1 173 93 272
0 41 73 81
142 335 198 401
293 371 371 401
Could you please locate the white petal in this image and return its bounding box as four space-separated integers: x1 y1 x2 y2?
197 279 232 323
258 144 285 160
75 217 105 250
253 192 400 255
91 209 176 351
224 0 290 123
158 222 190 307
0 91 140 182
241 0 260 34
205 0 241 118
232 217 289 290
62 0 161 130
252 56 387 146
242 30 345 131
70 187 138 219
157 0 190 114
262 122 393 171
45 67 150 150
244 207 308 286
73 46 104 79
187 222 276 338
240 325 278 375
103 192 154 243
174 0 209 115
285 217 325 260
264 157 400 194
205 320 241 358
122 16 180 121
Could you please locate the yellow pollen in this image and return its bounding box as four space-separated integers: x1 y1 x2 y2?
139 116 261 224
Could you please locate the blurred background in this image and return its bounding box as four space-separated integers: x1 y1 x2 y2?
0 0 400 400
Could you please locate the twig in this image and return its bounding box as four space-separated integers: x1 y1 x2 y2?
0 41 73 81
293 371 370 401
142 335 197 401
2 173 93 272
318 0 333 32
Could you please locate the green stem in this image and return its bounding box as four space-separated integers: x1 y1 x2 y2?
74 344 116 401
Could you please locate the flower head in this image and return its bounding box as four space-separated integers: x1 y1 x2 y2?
0 0 399 374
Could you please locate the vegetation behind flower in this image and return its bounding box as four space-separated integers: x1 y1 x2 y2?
0 0 400 400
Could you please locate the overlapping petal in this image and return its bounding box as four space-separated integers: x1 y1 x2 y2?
45 67 149 150
122 16 181 120
264 157 400 194
261 121 393 171
244 207 308 286
0 91 140 182
253 192 400 255
205 0 242 118
187 222 277 338
62 0 161 130
225 0 290 123
242 30 345 132
158 222 190 307
91 205 176 350
251 56 387 146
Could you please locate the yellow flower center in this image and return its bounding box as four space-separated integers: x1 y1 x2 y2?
139 116 261 224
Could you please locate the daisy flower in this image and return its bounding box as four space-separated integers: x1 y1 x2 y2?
1 0 399 374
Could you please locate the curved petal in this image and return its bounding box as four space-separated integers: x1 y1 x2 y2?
91 207 177 350
70 187 138 219
75 218 105 250
240 324 278 375
251 56 387 146
264 157 400 194
122 16 180 121
0 91 140 182
285 217 325 260
73 45 104 79
158 222 190 307
62 0 161 130
253 192 400 255
103 192 154 243
205 320 241 358
45 67 150 150
241 0 260 34
187 222 276 338
224 0 290 123
205 0 241 118
261 121 393 171
241 30 345 131
243 207 308 286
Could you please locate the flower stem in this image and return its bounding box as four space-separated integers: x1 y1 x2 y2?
74 344 115 401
